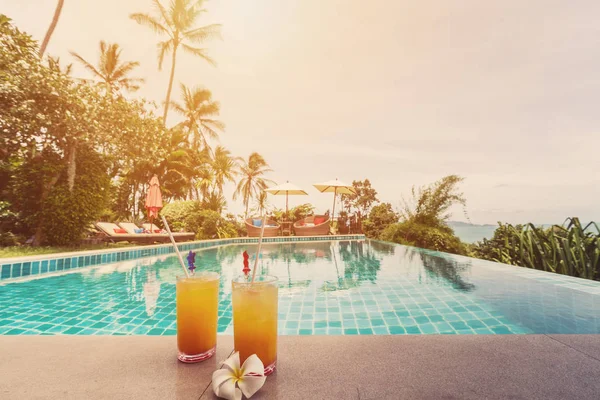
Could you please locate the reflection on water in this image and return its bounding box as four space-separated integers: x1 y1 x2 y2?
419 253 475 292
2 239 599 335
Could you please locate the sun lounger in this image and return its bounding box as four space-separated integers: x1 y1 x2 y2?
97 222 193 244
139 223 195 241
293 215 330 236
96 222 164 244
245 218 280 237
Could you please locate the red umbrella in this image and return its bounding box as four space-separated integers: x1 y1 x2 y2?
145 174 163 222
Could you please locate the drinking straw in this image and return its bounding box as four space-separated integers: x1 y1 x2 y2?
161 215 190 278
250 214 267 283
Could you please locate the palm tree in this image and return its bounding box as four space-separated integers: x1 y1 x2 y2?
251 191 269 216
211 145 237 197
170 83 224 151
234 153 274 218
39 0 65 57
47 56 73 76
130 0 221 123
70 41 144 93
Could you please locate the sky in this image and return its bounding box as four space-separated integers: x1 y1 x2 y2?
4 0 600 224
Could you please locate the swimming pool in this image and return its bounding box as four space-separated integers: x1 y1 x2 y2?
1 239 599 335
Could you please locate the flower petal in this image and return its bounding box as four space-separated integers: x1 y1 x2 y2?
241 354 265 376
212 369 234 394
213 373 239 400
238 375 267 399
222 351 241 373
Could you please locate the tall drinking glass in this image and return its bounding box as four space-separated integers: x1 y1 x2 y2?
232 275 278 375
176 272 219 363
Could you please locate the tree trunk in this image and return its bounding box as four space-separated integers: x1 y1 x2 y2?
66 141 77 192
163 43 178 124
39 0 65 57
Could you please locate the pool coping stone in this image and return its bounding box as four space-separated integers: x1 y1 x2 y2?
1 335 599 399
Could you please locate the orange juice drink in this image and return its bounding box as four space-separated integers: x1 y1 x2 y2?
176 272 219 363
232 275 278 375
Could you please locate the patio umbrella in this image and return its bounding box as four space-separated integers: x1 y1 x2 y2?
265 181 308 218
313 178 356 221
145 174 163 224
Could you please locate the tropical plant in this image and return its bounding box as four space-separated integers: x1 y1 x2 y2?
401 175 468 228
471 218 600 281
170 83 224 150
70 41 144 93
39 0 64 57
47 56 72 75
362 202 399 239
130 0 221 122
341 179 379 217
234 153 274 218
250 191 269 216
272 203 315 223
380 220 467 255
211 145 237 196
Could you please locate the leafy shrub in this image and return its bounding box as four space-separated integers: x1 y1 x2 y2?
362 203 399 239
272 203 315 222
470 218 599 280
41 146 110 246
0 231 19 246
380 221 467 255
161 200 202 231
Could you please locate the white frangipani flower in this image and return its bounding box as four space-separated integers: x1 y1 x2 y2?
212 352 266 400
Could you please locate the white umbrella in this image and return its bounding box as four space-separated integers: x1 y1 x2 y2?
313 178 356 221
265 181 308 217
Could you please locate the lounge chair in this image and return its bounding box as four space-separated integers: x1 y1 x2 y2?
293 215 330 236
245 218 280 237
139 222 195 241
96 222 163 244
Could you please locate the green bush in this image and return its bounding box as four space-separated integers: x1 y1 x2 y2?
380 221 467 255
470 218 599 280
362 203 399 239
161 200 202 231
41 146 110 246
0 231 19 246
272 203 315 222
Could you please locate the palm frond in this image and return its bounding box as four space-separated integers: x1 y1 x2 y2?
69 50 105 80
180 43 216 66
112 62 142 83
184 23 222 43
157 39 174 70
130 13 170 36
152 0 172 27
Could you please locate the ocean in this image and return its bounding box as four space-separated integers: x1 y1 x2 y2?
449 224 498 244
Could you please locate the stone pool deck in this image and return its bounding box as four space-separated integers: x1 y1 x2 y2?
1 335 600 399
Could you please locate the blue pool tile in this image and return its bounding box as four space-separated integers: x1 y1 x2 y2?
405 326 421 334
31 261 40 275
344 328 358 335
388 326 406 334
49 259 56 272
358 328 373 335
373 326 389 335
1 264 10 279
11 263 22 278
491 325 512 334
299 329 313 335
22 262 31 276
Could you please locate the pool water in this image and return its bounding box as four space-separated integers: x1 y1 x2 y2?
1 240 599 335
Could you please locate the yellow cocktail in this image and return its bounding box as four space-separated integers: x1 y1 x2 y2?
232 275 278 375
176 272 219 363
